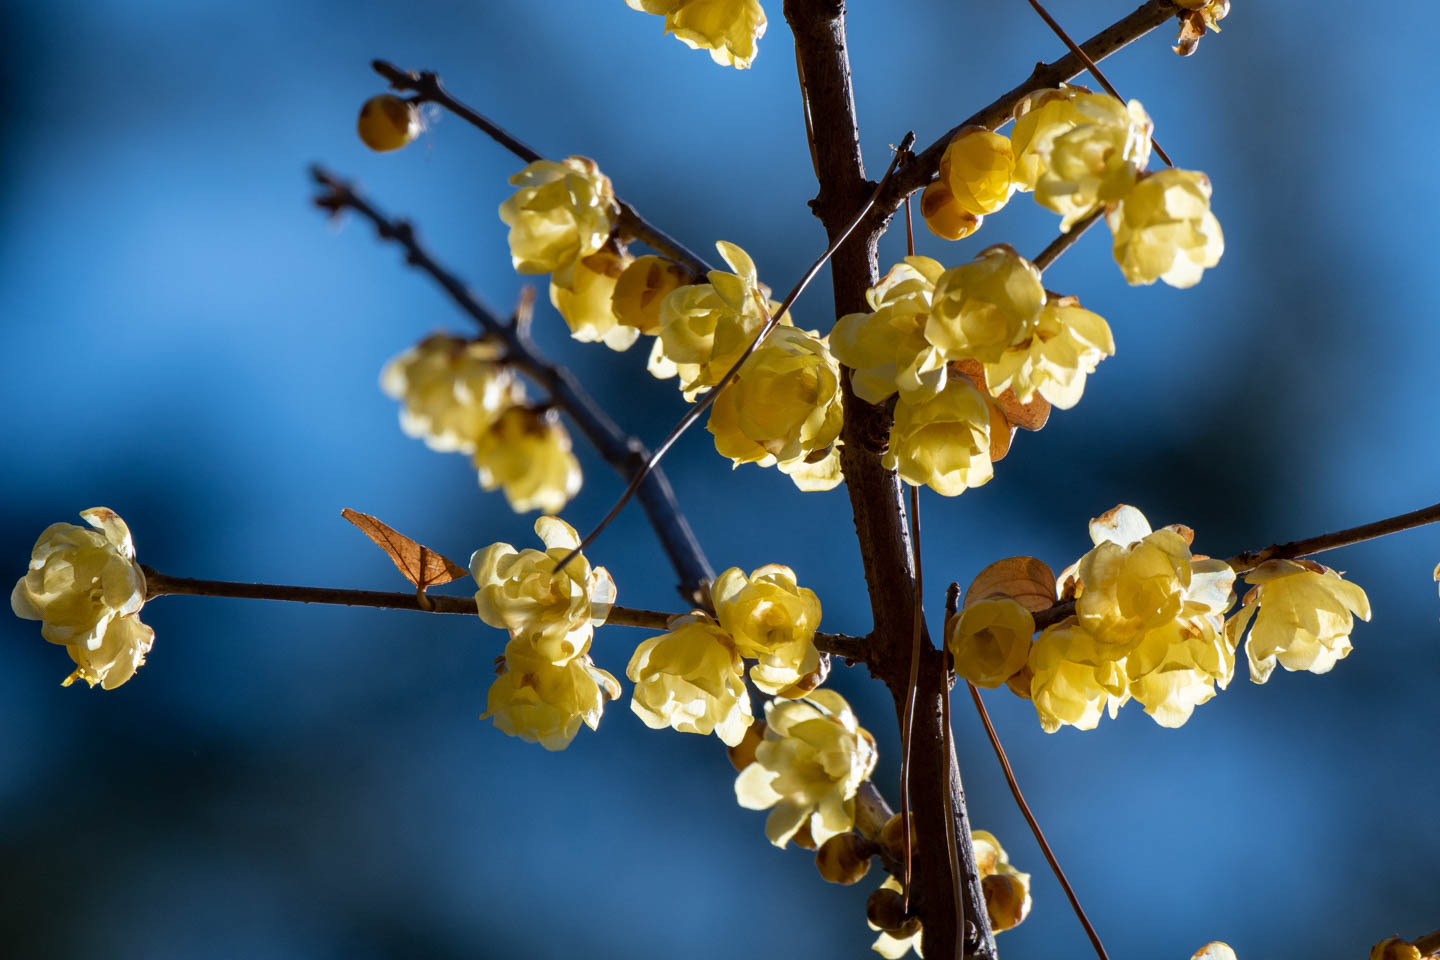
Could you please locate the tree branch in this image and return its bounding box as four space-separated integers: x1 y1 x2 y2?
310 166 715 605
141 567 868 661
1032 208 1103 272
371 59 712 277
783 2 993 957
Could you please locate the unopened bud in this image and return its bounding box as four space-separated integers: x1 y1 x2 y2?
921 180 983 241
866 885 914 934
880 811 917 860
612 255 692 335
357 95 420 152
815 833 873 885
982 871 1032 932
726 719 766 771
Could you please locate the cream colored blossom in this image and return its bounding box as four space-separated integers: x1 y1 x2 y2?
1193 943 1239 960
776 444 844 492
380 333 522 454
1108 168 1224 288
626 613 753 745
13 508 153 690
707 326 843 469
612 255 692 336
982 298 1114 410
498 157 618 286
713 564 822 696
941 127 1015 217
483 638 620 751
973 829 1032 932
549 247 641 351
470 515 616 663
656 241 786 397
1124 615 1235 727
947 598 1034 688
626 0 767 69
734 690 878 847
1225 559 1371 684
926 246 1045 364
920 179 982 241
868 876 924 958
1010 86 1090 192
472 407 582 514
831 256 949 404
884 378 993 497
1028 620 1128 733
1034 94 1153 230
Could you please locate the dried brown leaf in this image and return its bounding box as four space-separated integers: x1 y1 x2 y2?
954 358 1051 432
964 556 1058 613
341 508 468 595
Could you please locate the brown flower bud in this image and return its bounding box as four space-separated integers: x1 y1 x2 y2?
815 833 874 885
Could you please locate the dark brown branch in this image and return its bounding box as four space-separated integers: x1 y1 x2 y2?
371 59 711 277
783 2 993 957
1227 500 1440 574
879 0 1182 212
141 567 868 660
1032 208 1104 272
310 167 714 604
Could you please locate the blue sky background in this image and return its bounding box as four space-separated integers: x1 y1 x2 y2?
2 1 1437 957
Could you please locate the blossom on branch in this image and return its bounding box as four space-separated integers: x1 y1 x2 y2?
972 829 1032 932
1107 168 1224 288
884 378 994 496
926 246 1045 364
472 407 582 514
946 597 1034 688
1034 94 1153 231
380 333 522 454
981 298 1114 410
713 564 823 696
499 157 618 286
611 254 692 336
625 0 767 69
12 508 154 689
734 690 878 848
920 179 983 241
484 638 621 751
831 256 949 404
626 613 753 745
1224 558 1371 683
940 127 1015 217
549 246 642 351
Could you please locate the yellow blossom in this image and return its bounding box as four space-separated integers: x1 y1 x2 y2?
868 876 924 958
831 256 949 404
626 0 767 69
380 334 523 454
612 255 692 336
947 598 1034 688
920 179 982 241
884 379 993 497
1369 937 1422 960
626 613 753 745
656 241 786 397
713 564 822 696
707 326 843 470
926 246 1045 364
13 508 153 690
777 444 845 492
1108 168 1224 288
734 690 878 847
1028 621 1128 733
1034 94 1153 230
940 127 1015 216
470 515 616 664
498 157 618 286
1225 559 1371 684
472 407 582 514
549 247 641 351
982 298 1114 410
483 638 620 751
1124 615 1235 727
972 829 1032 932
1010 86 1090 192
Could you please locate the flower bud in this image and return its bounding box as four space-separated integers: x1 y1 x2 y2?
983 871 1032 932
612 255 692 336
866 884 911 933
726 718 766 771
879 812 917 860
356 94 419 152
815 833 873 885
921 180 983 241
940 127 1015 216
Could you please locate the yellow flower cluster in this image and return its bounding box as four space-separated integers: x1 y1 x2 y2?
734 690 877 847
714 564 824 695
836 247 1110 492
382 335 581 514
1033 505 1237 730
13 508 154 690
707 325 844 491
973 829 1033 932
472 517 620 750
1224 558 1370 684
624 0 767 69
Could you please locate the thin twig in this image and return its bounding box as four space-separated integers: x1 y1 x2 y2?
1226 500 1440 574
1032 207 1104 271
1415 928 1440 956
1022 0 1173 166
900 483 925 909
371 59 711 277
551 133 917 580
141 567 869 660
310 167 714 604
968 681 1111 960
939 653 965 960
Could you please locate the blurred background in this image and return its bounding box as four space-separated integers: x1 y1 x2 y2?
3 1 1437 957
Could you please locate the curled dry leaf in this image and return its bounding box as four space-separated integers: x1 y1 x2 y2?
953 358 1052 432
963 556 1057 613
341 508 468 606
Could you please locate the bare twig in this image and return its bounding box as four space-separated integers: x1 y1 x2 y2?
1022 0 1173 166
1032 208 1104 271
550 132 916 580
310 167 714 604
900 484 925 908
968 681 1112 960
1415 928 1440 956
141 566 868 660
1227 500 1440 574
371 59 711 277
